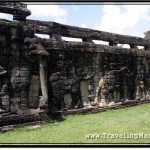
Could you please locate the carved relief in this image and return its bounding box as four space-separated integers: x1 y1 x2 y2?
1 2 150 130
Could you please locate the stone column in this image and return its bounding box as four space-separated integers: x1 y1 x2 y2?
10 14 30 109
13 11 27 22
11 10 31 109
80 80 89 105
64 93 72 109
92 53 103 96
29 75 40 108
80 38 93 105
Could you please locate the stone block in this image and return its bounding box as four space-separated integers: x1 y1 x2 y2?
0 92 7 97
11 70 20 77
15 77 21 84
1 94 9 99
11 77 21 84
80 81 89 103
20 66 29 71
1 98 9 106
93 76 100 84
82 96 89 104
64 93 72 108
30 75 39 81
2 125 14 132
21 77 30 83
30 84 40 91
29 75 40 95
20 71 30 77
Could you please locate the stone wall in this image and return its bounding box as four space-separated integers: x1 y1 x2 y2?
0 2 150 118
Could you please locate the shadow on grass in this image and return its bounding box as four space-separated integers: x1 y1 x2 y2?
48 112 66 123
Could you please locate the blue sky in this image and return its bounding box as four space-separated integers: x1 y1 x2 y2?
1 2 150 45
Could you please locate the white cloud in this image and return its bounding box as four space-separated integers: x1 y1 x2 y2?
96 5 150 35
80 24 87 28
27 5 67 23
131 31 144 38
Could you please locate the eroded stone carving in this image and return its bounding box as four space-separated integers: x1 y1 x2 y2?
10 98 23 115
94 66 128 107
0 2 150 130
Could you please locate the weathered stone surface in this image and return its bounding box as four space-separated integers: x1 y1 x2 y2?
57 99 150 116
11 70 20 77
29 96 39 105
13 121 41 128
29 91 39 97
1 95 9 99
11 77 21 84
20 67 29 71
29 75 40 91
21 77 30 83
64 93 72 109
20 70 29 77
0 2 31 17
26 19 150 47
1 125 14 132
45 40 150 57
80 81 89 104
0 92 8 96
1 2 150 130
1 99 9 106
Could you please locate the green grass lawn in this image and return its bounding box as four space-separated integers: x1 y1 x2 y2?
0 103 150 145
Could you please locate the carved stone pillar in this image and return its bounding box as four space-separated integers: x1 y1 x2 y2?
13 11 27 22
10 26 30 109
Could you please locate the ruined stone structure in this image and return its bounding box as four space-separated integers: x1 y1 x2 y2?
0 2 150 131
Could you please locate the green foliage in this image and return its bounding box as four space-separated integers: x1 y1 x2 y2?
0 104 150 145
